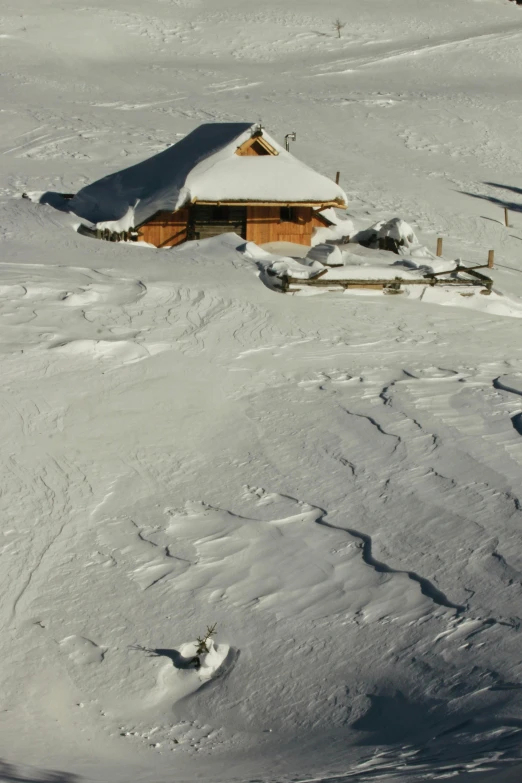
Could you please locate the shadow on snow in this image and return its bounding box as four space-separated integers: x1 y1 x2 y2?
460 182 522 214
0 760 79 783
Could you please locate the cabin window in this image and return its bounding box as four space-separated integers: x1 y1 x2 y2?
280 207 298 223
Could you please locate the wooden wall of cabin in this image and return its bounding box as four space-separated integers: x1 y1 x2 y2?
139 206 329 248
139 209 189 247
246 206 315 246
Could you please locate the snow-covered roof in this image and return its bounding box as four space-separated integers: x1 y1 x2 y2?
70 123 348 228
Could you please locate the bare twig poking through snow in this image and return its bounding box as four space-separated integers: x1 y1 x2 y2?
333 19 346 38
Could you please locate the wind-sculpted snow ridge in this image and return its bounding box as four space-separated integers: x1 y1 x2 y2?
275 364 522 624
318 517 465 614
158 495 454 623
0 246 290 370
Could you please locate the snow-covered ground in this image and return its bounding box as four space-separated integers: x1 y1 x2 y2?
1 1 522 782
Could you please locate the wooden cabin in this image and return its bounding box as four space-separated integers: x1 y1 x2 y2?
70 124 348 248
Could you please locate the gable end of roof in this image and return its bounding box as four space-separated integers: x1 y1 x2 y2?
235 136 279 156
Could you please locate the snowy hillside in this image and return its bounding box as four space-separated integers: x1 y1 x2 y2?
1 1 522 783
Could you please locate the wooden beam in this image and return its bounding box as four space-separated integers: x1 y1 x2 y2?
285 276 489 288
193 200 346 208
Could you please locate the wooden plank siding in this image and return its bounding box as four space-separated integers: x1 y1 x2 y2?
139 209 189 247
245 206 277 244
139 205 330 248
246 206 315 246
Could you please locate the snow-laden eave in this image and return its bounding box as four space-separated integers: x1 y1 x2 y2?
181 130 348 209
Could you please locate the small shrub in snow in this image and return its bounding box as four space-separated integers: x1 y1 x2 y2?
333 19 346 38
192 623 218 669
196 623 217 655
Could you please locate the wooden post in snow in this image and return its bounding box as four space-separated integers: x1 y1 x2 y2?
488 249 495 268
436 237 443 257
335 171 340 185
504 207 509 227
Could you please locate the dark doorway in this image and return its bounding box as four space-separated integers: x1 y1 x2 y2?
190 205 247 240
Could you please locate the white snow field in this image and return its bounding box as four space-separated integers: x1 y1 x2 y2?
1 1 522 782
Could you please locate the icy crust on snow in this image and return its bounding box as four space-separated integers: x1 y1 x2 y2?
67 123 347 229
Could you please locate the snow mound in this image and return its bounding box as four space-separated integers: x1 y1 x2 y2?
350 217 424 256
180 638 229 681
143 639 232 709
306 243 344 267
379 217 418 248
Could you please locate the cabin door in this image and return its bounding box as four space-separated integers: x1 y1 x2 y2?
190 205 247 241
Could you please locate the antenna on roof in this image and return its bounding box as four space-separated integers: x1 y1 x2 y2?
285 132 297 152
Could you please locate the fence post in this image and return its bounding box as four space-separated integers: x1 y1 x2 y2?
436 237 443 257
335 171 340 185
504 207 509 227
488 249 494 268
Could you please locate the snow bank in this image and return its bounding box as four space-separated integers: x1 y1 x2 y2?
351 217 422 254
379 217 418 248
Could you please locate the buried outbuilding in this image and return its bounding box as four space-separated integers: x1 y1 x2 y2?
69 123 348 248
